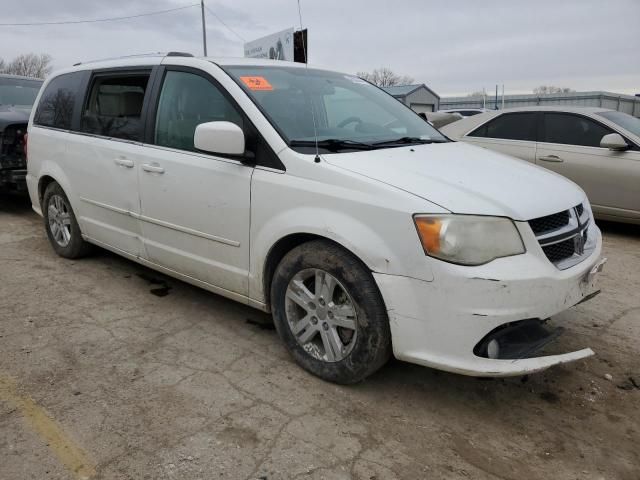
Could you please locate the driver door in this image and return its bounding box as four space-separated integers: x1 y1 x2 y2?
536 112 639 217
137 67 253 296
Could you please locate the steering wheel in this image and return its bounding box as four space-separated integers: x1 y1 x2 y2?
337 116 363 128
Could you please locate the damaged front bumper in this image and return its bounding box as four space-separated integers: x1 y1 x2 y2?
0 123 28 193
374 225 605 377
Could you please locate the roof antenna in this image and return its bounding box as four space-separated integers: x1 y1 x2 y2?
296 0 321 163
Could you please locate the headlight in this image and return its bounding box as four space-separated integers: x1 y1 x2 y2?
413 215 525 266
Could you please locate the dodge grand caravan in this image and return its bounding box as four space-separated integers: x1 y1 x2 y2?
26 53 606 383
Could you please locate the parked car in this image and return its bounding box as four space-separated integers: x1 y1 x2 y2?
27 54 605 383
442 107 640 224
0 74 43 193
439 108 491 117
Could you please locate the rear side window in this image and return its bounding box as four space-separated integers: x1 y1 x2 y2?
542 113 613 148
34 72 84 129
81 73 150 141
469 113 537 141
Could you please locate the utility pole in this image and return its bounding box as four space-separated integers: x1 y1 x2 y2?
201 0 208 56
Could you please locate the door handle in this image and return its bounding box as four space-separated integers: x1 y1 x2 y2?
114 157 134 168
539 155 563 163
141 163 165 174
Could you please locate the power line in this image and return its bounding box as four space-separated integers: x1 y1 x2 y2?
0 4 198 26
203 4 245 42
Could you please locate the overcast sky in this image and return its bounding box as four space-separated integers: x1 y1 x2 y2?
1 0 638 96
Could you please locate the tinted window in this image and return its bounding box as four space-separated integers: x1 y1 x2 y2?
0 77 42 107
154 70 242 152
543 113 612 147
81 73 150 141
469 113 537 141
34 72 83 129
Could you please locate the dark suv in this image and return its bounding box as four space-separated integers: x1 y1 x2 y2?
0 74 43 193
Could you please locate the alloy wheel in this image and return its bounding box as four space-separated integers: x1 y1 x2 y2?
47 194 72 247
284 268 358 362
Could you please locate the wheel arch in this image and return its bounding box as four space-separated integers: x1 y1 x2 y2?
262 232 376 311
38 175 58 208
34 160 76 212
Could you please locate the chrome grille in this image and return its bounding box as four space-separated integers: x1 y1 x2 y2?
530 204 593 269
529 210 570 235
542 236 580 263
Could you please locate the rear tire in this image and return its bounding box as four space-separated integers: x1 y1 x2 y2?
271 240 391 384
42 182 92 259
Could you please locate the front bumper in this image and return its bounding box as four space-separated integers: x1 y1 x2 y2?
374 222 604 377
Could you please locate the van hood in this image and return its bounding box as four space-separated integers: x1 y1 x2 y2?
323 141 584 221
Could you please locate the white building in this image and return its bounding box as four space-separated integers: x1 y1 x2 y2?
382 84 440 113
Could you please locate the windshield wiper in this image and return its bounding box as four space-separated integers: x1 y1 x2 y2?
371 136 446 146
289 138 375 151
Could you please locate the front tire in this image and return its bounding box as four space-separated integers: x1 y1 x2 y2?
271 240 391 384
42 182 92 259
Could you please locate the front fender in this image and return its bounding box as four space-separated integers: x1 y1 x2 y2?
249 167 440 304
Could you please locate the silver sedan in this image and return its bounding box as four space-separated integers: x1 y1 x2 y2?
442 106 640 224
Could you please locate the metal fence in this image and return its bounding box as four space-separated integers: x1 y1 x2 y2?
440 91 640 117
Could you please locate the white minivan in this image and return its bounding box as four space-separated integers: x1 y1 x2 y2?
26 53 606 383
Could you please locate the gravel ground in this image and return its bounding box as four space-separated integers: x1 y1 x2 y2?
1 194 638 480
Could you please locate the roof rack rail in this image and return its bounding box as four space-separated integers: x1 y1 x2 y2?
166 52 194 57
70 51 193 67
71 52 168 67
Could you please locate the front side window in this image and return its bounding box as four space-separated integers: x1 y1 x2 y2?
154 70 243 152
0 77 42 107
469 113 537 141
222 65 447 153
542 113 613 148
81 73 150 141
34 73 83 129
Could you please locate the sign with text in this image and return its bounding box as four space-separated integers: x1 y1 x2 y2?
244 28 294 61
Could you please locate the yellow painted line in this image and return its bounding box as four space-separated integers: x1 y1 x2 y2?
0 375 96 480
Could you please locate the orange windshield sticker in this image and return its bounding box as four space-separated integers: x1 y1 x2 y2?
240 76 273 91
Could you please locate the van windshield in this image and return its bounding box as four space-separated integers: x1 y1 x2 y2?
223 65 448 153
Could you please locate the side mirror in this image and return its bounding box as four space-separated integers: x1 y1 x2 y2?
600 133 629 151
194 121 245 156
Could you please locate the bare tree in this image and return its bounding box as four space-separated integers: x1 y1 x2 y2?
356 67 414 87
533 85 574 95
1 53 53 79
